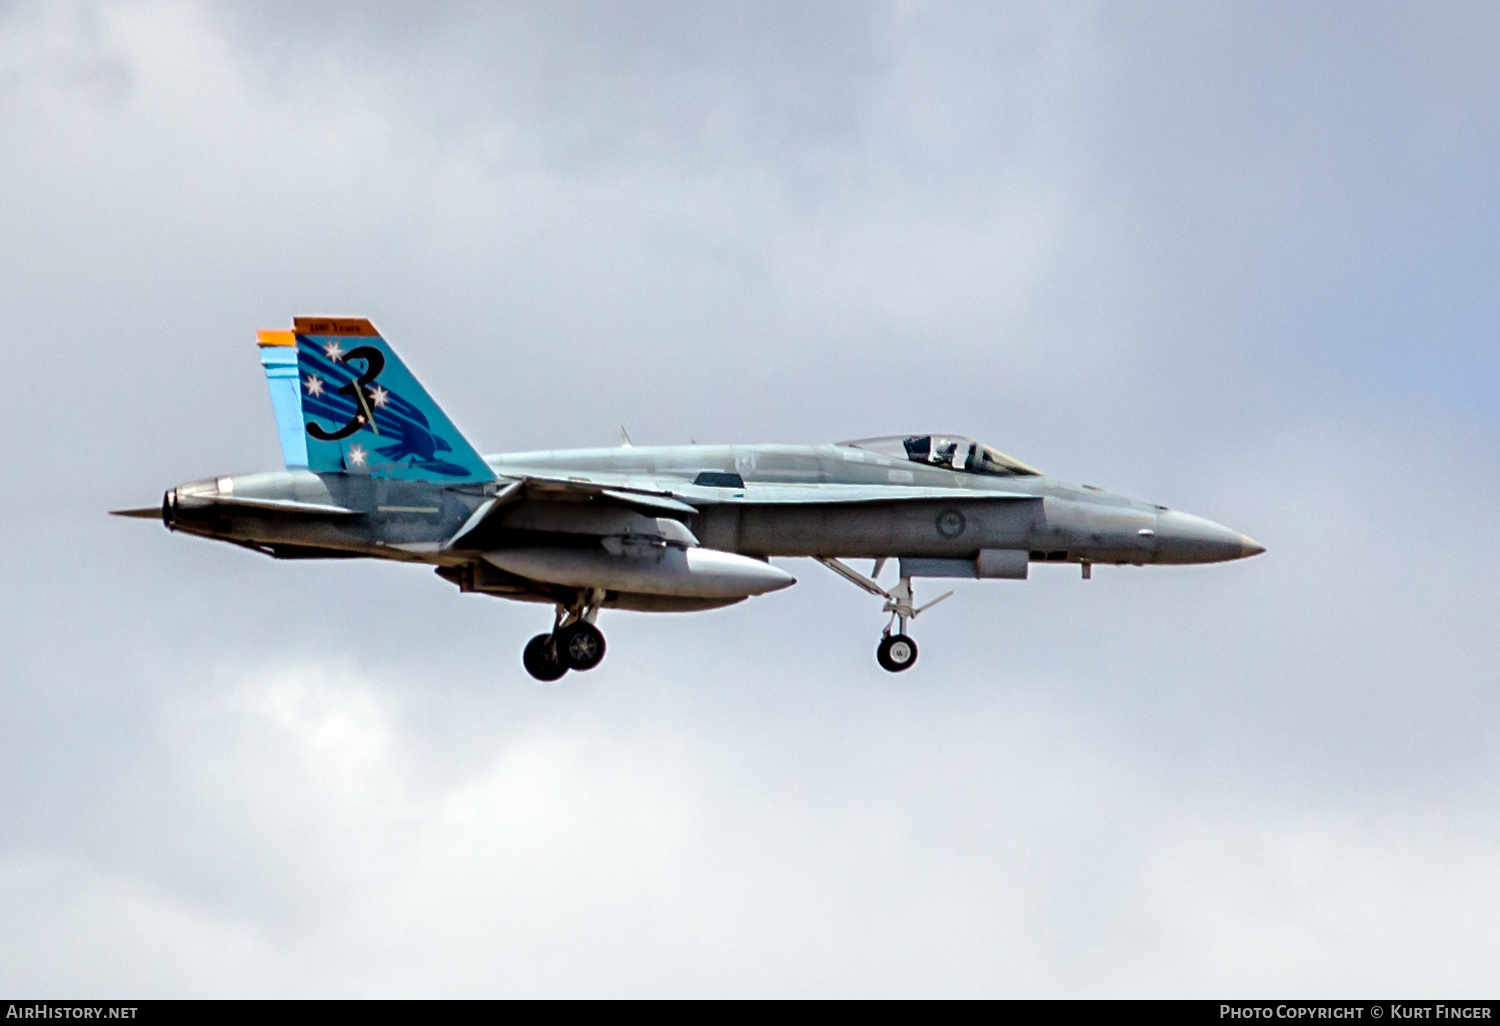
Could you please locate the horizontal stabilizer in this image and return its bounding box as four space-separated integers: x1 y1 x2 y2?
443 481 524 551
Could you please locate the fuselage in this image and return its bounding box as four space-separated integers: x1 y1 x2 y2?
164 441 1263 571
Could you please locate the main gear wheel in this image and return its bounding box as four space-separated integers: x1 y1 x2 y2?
522 633 568 681
557 621 606 671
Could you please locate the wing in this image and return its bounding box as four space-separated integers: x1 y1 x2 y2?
443 476 697 551
519 476 698 514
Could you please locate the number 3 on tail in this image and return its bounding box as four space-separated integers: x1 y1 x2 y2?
307 346 386 441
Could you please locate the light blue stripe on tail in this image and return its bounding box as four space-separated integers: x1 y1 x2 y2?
257 334 309 469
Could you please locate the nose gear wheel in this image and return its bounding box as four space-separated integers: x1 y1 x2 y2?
877 633 918 672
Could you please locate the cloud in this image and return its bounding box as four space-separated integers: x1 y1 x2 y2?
6 643 1500 996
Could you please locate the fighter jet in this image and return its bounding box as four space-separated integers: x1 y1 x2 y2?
113 318 1264 679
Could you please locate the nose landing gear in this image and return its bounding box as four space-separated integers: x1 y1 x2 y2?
815 558 952 673
522 590 608 681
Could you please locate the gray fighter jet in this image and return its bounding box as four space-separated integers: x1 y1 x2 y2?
114 318 1264 679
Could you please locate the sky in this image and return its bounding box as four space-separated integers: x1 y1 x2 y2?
2 0 1500 997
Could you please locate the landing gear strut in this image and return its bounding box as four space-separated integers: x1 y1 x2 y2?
522 589 608 681
815 558 952 673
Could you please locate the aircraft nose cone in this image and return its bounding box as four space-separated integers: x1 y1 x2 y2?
1154 510 1263 564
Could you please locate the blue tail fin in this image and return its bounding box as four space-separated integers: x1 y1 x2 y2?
256 318 495 483
257 331 310 468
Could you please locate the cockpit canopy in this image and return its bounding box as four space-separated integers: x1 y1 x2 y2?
841 435 1042 477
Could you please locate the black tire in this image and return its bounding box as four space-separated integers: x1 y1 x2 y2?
876 634 918 673
522 633 568 681
557 621 606 671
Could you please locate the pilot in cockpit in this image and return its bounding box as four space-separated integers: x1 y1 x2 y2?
884 434 1040 477
904 435 961 469
932 438 958 468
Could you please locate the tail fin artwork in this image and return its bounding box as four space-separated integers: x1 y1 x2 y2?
256 317 496 483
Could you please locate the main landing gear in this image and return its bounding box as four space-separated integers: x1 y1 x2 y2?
522 590 608 681
815 558 953 673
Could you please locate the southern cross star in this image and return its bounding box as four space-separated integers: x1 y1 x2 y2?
304 374 324 397
370 385 390 408
322 340 345 362
346 444 368 467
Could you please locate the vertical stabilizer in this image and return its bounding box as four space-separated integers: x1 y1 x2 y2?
289 317 496 483
257 330 309 469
